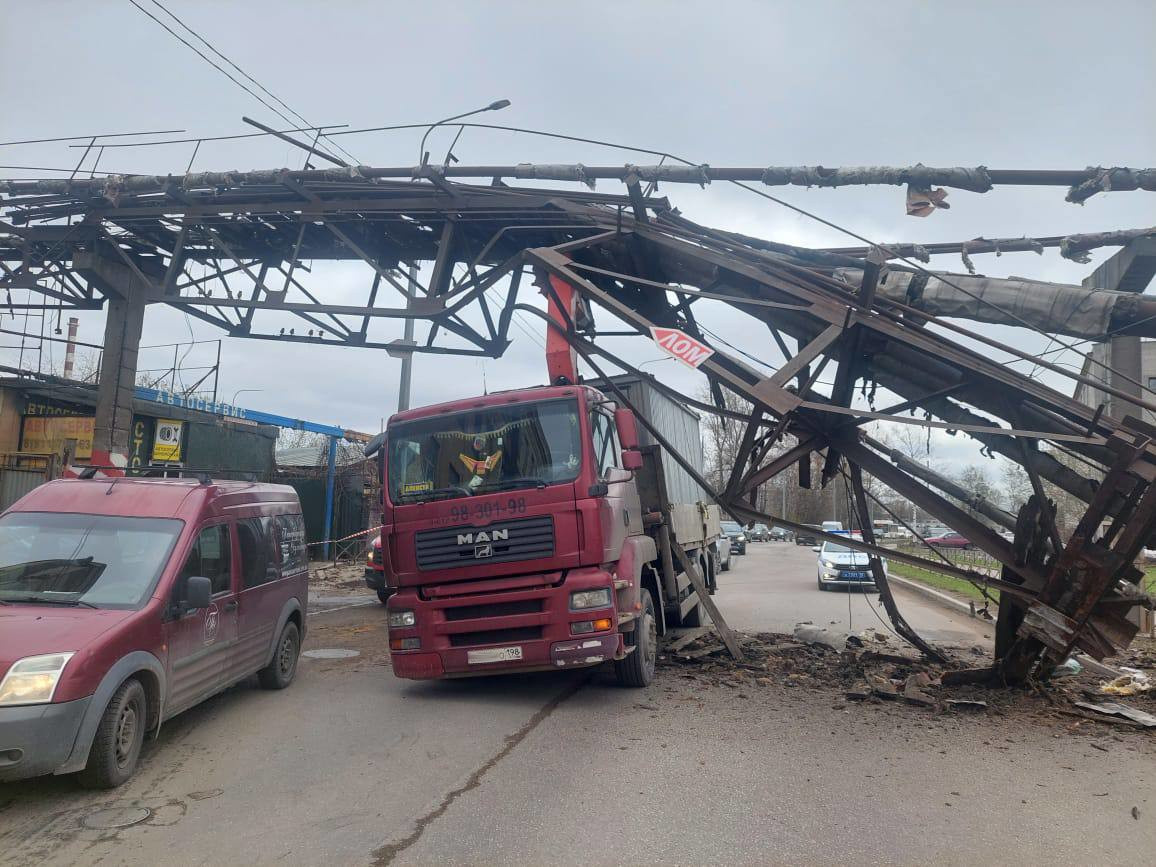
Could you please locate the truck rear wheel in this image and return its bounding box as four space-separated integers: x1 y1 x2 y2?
615 589 656 688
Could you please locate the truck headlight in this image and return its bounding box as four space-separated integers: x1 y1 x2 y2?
570 588 612 610
0 652 75 706
388 609 416 627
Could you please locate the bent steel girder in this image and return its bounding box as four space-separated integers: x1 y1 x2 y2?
524 225 1156 680
3 171 1155 680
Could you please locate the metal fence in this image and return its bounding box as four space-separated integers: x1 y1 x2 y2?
0 453 54 511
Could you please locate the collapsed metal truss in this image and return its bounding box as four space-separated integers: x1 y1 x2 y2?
2 167 1155 682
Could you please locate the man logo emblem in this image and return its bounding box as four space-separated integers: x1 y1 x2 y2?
474 543 492 559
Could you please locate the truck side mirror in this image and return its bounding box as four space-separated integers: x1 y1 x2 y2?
185 576 212 610
621 449 643 471
614 408 639 451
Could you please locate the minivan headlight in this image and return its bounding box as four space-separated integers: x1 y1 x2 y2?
0 652 75 706
388 610 416 628
570 588 612 610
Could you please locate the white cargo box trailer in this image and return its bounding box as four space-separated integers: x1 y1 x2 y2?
590 375 723 627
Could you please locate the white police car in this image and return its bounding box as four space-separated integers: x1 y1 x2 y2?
813 533 884 592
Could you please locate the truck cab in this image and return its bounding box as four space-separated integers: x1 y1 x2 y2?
380 384 660 682
379 377 721 687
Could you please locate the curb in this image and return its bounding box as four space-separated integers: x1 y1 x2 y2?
888 573 990 618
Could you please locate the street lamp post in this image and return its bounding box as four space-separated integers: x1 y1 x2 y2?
418 99 511 167
230 388 262 406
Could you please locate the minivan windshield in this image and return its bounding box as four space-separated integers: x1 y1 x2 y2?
388 398 583 503
0 513 182 609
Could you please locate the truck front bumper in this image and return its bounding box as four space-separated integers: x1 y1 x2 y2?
388 566 625 679
0 697 91 782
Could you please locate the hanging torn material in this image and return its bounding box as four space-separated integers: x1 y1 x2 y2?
831 267 1156 340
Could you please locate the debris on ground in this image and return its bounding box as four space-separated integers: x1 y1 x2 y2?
659 627 1156 733
308 560 369 595
1100 669 1151 697
1052 657 1083 679
1074 701 1156 728
945 699 989 712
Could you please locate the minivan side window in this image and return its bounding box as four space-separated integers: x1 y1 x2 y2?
275 514 308 575
179 524 232 595
238 517 279 589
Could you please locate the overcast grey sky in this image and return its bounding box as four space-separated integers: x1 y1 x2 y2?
2 0 1154 469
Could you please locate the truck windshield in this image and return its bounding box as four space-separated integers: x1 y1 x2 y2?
0 512 182 610
388 398 583 503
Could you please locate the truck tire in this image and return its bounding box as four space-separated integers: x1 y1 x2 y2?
258 621 300 690
615 589 657 688
77 677 147 789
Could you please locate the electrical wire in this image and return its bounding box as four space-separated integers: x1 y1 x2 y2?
126 0 352 167
145 0 360 166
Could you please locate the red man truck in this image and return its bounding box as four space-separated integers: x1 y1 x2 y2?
376 370 723 687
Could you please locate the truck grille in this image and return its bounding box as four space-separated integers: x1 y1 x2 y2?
443 599 544 621
415 515 555 571
449 627 543 648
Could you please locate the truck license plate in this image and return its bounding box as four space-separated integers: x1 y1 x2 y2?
467 645 523 665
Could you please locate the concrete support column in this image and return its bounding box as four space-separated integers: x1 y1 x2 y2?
1108 335 1144 422
92 288 146 471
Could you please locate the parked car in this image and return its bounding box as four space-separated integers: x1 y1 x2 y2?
0 476 308 788
926 532 972 549
795 525 820 546
813 535 884 592
720 520 747 555
749 524 770 542
365 533 391 604
714 535 733 572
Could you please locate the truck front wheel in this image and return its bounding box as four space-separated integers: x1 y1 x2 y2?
614 589 657 688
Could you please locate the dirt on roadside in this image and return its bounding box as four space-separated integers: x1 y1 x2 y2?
661 628 1156 751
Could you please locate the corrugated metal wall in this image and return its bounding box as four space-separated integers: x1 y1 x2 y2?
603 375 708 505
0 468 47 511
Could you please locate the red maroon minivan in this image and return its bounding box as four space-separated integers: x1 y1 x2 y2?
0 476 308 787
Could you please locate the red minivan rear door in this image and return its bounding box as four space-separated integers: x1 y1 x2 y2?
164 522 240 716
234 516 287 676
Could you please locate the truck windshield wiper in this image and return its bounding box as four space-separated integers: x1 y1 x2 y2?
2 595 99 608
474 477 548 493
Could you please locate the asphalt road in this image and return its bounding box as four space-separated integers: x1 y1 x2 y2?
718 542 994 647
2 545 1152 866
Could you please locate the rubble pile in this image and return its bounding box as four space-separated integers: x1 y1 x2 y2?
660 626 1156 730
